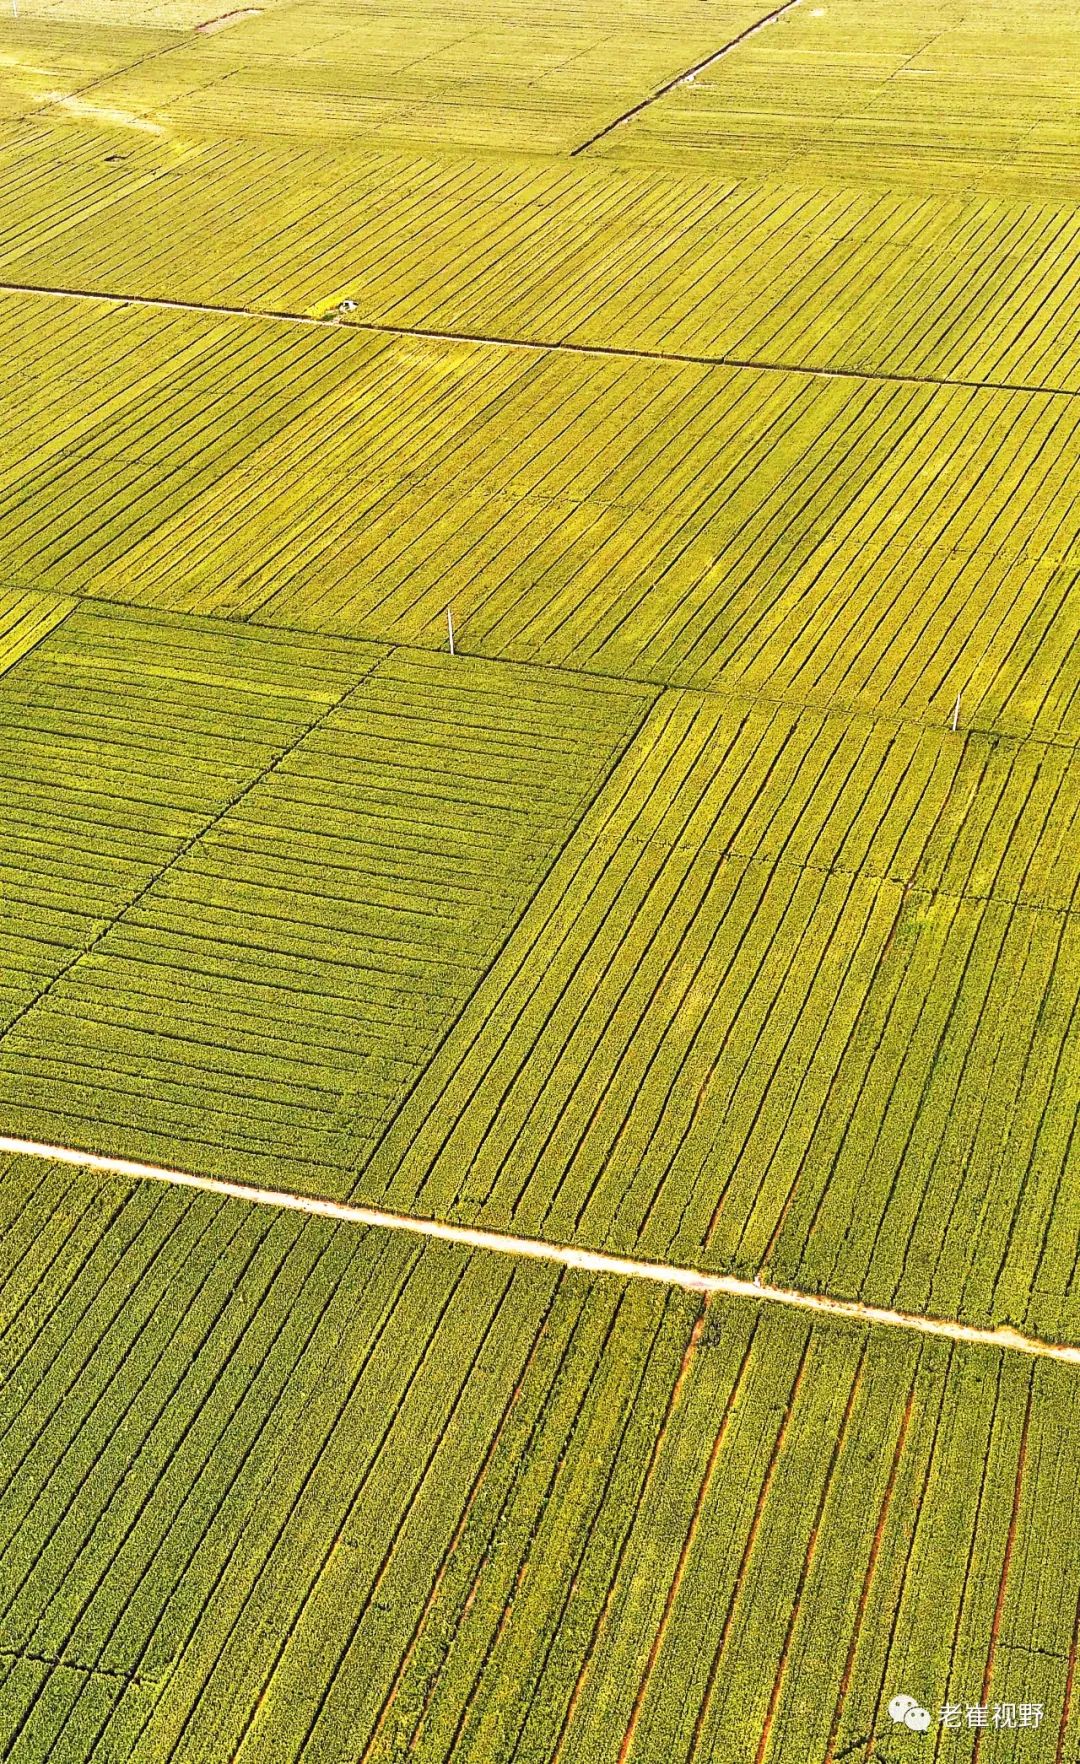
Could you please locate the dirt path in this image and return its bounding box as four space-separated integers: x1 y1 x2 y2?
3 1132 1078 1368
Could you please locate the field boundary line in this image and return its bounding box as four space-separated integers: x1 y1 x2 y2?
0 1647 150 1687
0 657 384 1054
0 280 327 329
16 26 193 132
61 596 1080 754
358 320 1080 397
569 0 805 155
5 282 1080 399
4 1135 1080 1368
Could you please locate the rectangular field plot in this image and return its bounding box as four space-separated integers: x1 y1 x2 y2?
0 599 383 1035
0 622 651 1181
66 328 1079 739
594 0 1080 198
0 22 184 125
0 296 408 603
10 133 1080 393
363 690 1080 1339
1 1156 1077 1764
2 296 1077 741
0 0 768 154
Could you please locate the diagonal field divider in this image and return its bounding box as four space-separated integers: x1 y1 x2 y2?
3 1134 1080 1368
570 0 805 154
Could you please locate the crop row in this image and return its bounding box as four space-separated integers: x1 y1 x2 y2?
28 324 1072 738
96 327 543 620
43 0 772 157
0 0 768 158
0 601 385 1036
2 605 1073 1338
5 119 1080 390
0 610 652 1183
595 0 1080 199
365 687 1080 1339
0 588 73 683
0 300 369 599
0 1155 1076 1762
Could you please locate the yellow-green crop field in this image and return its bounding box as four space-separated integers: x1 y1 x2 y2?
0 0 1078 1758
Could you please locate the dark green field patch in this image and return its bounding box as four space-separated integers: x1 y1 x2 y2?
0 625 652 1181
0 600 385 1034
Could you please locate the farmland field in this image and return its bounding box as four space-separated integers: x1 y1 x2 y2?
0 0 1078 1757
4 1157 1080 1764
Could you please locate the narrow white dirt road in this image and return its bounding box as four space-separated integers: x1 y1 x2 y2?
3 1132 1077 1368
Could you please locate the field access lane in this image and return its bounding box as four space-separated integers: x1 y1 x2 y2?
1 1155 1077 1764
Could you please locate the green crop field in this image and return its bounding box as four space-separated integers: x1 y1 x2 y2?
3 1158 1078 1764
0 0 1077 1757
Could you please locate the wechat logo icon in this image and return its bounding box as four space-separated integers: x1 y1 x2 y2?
889 1694 932 1732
